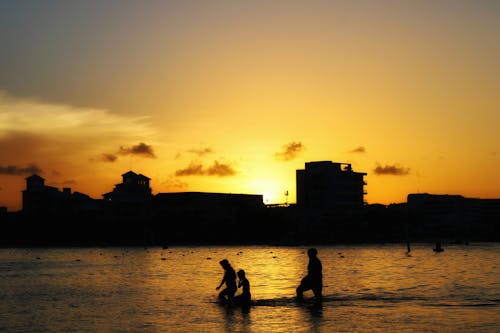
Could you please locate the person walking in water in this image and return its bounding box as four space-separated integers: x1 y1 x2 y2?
216 259 237 305
296 248 323 301
234 269 251 308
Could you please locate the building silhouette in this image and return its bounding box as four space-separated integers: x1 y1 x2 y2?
22 174 98 218
102 171 153 219
407 193 500 241
2 168 498 245
23 174 64 217
103 171 152 203
153 192 265 243
296 161 367 211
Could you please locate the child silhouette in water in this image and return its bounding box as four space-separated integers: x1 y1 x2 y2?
216 259 237 305
234 269 251 308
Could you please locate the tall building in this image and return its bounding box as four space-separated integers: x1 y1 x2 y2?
296 161 367 211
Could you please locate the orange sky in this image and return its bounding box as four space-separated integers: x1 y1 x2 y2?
1 1 499 211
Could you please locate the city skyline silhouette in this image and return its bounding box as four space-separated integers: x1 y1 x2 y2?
1 1 499 212
1 162 498 246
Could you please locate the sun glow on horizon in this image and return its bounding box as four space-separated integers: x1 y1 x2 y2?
1 1 499 211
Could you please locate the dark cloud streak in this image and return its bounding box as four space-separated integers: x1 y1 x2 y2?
188 147 214 157
175 160 236 177
206 161 236 176
175 162 204 176
101 153 117 162
275 142 304 161
119 142 156 158
0 164 42 176
349 146 366 153
373 164 410 176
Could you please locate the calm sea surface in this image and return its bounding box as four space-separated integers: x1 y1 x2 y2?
1 244 499 332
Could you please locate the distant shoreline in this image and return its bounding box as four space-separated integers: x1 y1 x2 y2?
1 240 493 249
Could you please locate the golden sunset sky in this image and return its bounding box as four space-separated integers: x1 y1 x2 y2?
1 0 499 211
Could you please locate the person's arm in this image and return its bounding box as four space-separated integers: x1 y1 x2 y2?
216 275 226 290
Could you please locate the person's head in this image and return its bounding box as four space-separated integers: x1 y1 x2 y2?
307 248 318 258
237 269 246 279
219 259 230 269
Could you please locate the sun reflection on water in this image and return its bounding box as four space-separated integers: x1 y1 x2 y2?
0 245 499 332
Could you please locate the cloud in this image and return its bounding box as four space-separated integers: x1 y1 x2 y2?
206 161 236 176
96 143 155 163
0 91 155 140
349 146 366 153
373 164 410 176
161 177 189 191
51 170 62 177
52 179 78 186
175 160 236 177
0 163 42 176
188 147 214 157
100 153 118 162
0 90 156 166
175 162 204 176
275 141 304 161
119 142 156 158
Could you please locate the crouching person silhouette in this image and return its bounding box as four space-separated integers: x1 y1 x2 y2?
216 259 237 305
296 248 322 301
234 269 251 308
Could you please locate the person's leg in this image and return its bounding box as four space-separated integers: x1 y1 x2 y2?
312 284 322 300
219 288 229 303
296 277 310 300
227 287 236 306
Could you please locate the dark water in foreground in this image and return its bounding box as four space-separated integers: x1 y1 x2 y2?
1 244 499 332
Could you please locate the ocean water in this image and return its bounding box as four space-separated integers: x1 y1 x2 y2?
0 244 499 332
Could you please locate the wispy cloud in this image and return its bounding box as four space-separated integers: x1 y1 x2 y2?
275 141 304 161
176 160 236 177
0 90 156 171
0 91 154 140
52 179 78 186
188 147 214 157
161 177 189 191
0 164 42 176
119 142 156 158
100 153 118 162
349 146 366 153
373 163 410 176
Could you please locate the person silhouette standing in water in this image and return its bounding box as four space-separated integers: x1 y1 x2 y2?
216 259 237 305
296 248 323 301
234 269 251 308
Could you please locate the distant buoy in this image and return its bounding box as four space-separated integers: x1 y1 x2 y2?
433 242 444 252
